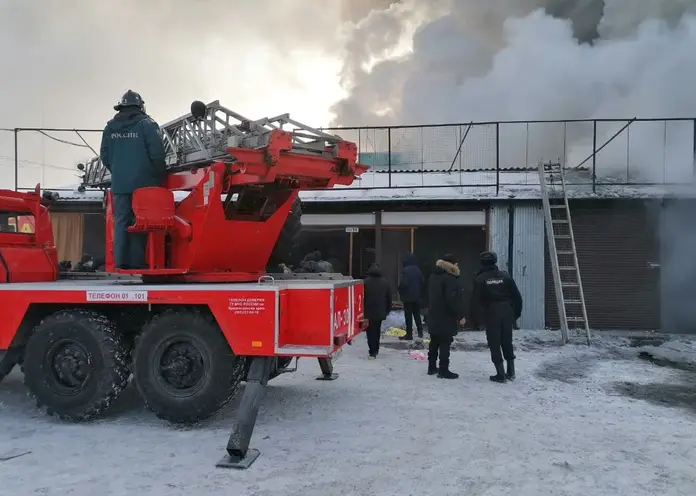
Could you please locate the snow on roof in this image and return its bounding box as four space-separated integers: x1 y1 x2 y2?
49 185 191 203
49 170 693 204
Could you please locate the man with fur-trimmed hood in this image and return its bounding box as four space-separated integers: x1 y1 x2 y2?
426 254 467 379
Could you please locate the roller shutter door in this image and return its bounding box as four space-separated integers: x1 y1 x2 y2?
545 200 660 330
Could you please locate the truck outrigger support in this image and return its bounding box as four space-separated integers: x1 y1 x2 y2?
217 356 274 469
217 356 341 468
316 357 338 381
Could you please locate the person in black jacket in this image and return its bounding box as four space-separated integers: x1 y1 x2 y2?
427 254 466 379
363 263 392 359
398 252 424 340
470 251 523 383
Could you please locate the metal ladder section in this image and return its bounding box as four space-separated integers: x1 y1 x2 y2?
538 161 591 345
80 100 347 188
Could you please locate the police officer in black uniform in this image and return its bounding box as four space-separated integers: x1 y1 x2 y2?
100 90 167 269
470 251 523 383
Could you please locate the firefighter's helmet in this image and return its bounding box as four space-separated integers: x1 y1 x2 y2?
114 90 145 111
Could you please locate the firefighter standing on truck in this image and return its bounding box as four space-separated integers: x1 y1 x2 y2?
470 251 523 383
100 90 167 269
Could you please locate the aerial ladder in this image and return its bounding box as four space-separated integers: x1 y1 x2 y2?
78 100 366 280
80 100 358 189
538 161 591 345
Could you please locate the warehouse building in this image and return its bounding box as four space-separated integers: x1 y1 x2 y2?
45 117 696 332
48 174 677 332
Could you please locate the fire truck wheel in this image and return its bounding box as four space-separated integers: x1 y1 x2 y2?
132 309 245 424
22 309 130 421
267 196 302 268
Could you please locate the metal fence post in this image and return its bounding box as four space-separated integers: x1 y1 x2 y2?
692 119 696 182
495 123 500 195
14 128 19 191
387 128 392 188
662 120 667 184
592 120 597 192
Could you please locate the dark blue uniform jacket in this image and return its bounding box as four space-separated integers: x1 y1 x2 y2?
99 108 167 194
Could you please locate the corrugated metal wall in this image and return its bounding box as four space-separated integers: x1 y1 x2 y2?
545 200 661 330
660 199 696 334
488 202 545 330
489 204 509 270
511 203 546 330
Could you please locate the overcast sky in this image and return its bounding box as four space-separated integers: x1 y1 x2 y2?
0 0 357 188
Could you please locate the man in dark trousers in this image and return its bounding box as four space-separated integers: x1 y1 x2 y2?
363 263 392 359
100 90 167 269
470 251 523 383
398 252 424 340
427 254 466 379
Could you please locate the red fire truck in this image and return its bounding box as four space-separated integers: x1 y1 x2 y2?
0 101 368 469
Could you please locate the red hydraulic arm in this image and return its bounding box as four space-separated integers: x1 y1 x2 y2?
85 101 368 282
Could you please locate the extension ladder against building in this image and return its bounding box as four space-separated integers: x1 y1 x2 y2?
538 161 591 345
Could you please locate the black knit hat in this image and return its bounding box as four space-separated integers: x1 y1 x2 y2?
480 251 497 266
442 253 458 264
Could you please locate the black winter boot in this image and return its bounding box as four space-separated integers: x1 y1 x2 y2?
506 359 515 380
399 334 413 341
427 364 438 375
438 368 459 379
490 363 507 383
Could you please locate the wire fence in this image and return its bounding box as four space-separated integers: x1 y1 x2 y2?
324 118 696 192
0 128 101 191
1 118 695 193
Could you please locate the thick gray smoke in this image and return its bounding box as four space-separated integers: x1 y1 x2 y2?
333 0 696 125
333 1 696 178
331 0 696 184
340 0 400 23
333 0 696 332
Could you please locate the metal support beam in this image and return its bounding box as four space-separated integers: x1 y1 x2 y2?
375 210 383 267
217 356 274 469
316 357 338 381
13 129 18 191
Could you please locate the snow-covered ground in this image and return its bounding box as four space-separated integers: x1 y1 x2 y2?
1 330 696 496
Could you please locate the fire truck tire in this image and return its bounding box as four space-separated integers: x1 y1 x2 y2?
132 309 245 424
267 196 302 267
22 309 130 421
